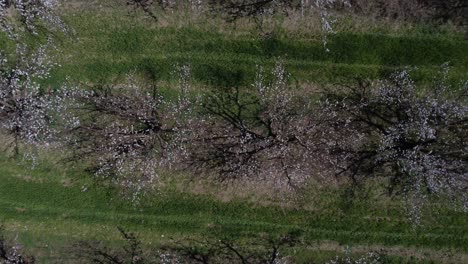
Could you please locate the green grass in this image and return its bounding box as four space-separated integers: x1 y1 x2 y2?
1 11 459 89
0 154 466 263
2 12 466 90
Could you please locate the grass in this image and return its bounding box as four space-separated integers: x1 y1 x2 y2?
0 153 467 263
2 10 465 89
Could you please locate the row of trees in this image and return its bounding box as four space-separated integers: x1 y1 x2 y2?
70 227 389 264
1 0 467 214
2 56 467 214
125 0 467 29
125 0 351 36
1 224 387 263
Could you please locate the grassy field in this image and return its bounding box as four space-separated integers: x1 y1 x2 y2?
1 153 467 263
2 8 466 89
44 13 466 89
1 3 467 263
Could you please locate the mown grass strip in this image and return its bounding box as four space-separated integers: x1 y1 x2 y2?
3 12 465 88
1 158 466 252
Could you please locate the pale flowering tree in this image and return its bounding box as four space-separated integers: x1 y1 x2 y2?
161 64 196 164
0 0 66 38
185 62 323 186
0 0 66 157
0 225 35 264
210 0 350 37
321 66 468 222
125 0 350 40
313 0 351 50
126 0 205 16
64 70 192 202
208 0 289 21
0 42 58 156
326 250 383 264
65 79 166 202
